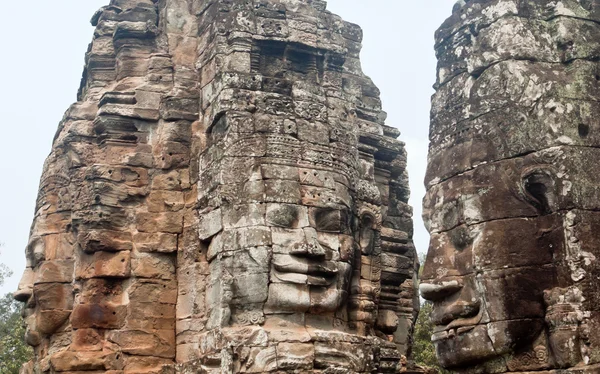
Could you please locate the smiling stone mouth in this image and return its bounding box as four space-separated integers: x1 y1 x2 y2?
272 257 339 286
272 258 338 276
432 325 478 342
431 307 484 342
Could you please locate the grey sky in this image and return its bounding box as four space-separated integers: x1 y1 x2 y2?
0 1 455 296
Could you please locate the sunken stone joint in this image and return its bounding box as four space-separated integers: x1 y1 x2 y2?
422 0 600 373
14 0 421 373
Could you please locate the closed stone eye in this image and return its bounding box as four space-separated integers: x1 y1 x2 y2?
27 237 45 268
521 169 556 215
313 208 343 232
359 215 376 256
267 204 300 228
449 225 472 251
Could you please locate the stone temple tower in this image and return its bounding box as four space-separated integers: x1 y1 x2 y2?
421 0 600 373
14 1 420 373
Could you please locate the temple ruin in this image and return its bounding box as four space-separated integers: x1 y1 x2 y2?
421 0 600 373
19 0 600 373
13 0 420 373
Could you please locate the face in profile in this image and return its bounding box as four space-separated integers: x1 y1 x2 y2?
14 242 41 348
419 151 580 369
14 169 75 349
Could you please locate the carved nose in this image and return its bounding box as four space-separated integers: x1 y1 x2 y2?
290 228 327 258
307 241 326 258
419 279 463 301
290 240 326 258
13 267 34 303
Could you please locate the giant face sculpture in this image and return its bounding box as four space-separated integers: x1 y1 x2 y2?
197 126 382 333
14 155 76 351
184 84 415 370
263 171 355 315
421 148 600 372
422 1 600 371
421 155 557 370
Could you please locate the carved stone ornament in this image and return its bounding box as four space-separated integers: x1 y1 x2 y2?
14 1 422 373
421 1 600 373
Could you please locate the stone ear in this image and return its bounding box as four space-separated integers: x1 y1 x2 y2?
206 111 228 147
521 167 558 214
359 214 376 255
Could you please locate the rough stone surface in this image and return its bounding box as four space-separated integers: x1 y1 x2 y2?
14 0 421 373
422 1 600 373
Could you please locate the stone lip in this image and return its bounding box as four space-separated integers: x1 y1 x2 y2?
430 306 483 335
272 258 339 275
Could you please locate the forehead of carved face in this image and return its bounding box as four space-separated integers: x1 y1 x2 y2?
420 147 600 368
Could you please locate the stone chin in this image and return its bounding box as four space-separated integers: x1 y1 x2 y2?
434 324 497 368
265 281 348 314
309 288 348 314
25 327 42 347
434 319 544 369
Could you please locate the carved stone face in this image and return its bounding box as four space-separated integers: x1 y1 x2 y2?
421 148 600 371
14 248 40 347
263 167 355 315
420 155 565 369
427 1 600 370
14 170 75 348
199 133 363 327
196 111 400 333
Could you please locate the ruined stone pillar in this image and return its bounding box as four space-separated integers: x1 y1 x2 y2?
421 1 600 373
14 1 421 373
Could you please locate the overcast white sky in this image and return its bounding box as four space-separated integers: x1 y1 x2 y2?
0 1 455 296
